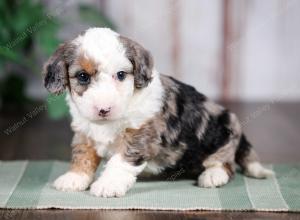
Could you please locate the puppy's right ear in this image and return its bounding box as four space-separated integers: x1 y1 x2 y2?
43 43 73 94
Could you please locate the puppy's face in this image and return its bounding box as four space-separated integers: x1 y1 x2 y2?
43 28 153 121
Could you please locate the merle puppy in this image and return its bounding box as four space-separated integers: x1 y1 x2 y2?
43 28 273 198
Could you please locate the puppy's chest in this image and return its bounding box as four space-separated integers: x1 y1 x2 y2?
86 123 123 157
94 142 114 158
71 118 121 157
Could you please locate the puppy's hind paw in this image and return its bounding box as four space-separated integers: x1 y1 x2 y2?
53 171 92 192
198 166 230 188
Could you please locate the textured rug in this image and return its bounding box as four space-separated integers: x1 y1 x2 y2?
0 161 299 212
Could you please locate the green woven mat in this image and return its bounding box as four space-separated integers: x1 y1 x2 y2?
0 161 299 212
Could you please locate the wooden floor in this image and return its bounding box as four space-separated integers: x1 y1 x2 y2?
0 102 300 220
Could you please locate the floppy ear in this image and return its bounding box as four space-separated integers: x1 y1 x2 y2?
120 36 154 88
43 43 73 94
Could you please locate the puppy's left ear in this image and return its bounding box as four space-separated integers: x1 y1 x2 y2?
120 36 154 88
42 43 74 94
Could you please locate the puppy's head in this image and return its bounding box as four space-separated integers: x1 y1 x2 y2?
43 28 153 121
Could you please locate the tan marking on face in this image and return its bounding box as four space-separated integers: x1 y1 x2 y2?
68 57 93 96
70 132 101 176
78 55 97 75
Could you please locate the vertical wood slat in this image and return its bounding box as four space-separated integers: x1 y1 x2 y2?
99 0 107 15
170 0 181 78
221 0 233 101
226 1 248 100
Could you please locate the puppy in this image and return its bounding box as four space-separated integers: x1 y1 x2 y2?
43 28 273 198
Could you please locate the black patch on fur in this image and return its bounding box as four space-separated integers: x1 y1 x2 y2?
168 112 232 175
134 156 145 166
166 115 180 133
160 134 167 146
159 76 232 176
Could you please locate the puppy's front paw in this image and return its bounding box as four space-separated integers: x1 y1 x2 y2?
198 166 230 188
90 174 135 198
53 171 92 192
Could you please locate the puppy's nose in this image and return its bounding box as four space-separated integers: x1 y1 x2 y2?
98 108 111 117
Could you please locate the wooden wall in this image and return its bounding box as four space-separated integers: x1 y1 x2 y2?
103 0 300 101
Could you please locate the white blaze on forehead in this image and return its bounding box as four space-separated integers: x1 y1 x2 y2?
77 28 131 72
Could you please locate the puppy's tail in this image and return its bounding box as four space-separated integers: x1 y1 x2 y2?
235 134 274 178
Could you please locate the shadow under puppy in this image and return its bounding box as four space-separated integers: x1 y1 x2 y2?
43 28 273 198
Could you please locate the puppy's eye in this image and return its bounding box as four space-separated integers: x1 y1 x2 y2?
76 71 90 85
116 71 127 81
